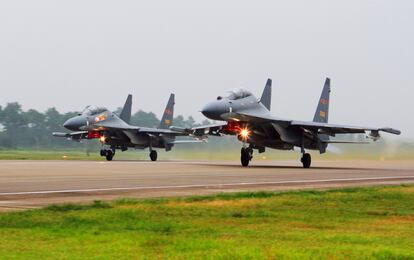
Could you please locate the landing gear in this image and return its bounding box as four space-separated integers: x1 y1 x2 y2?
301 153 311 168
150 150 158 162
100 149 115 161
105 150 114 161
241 147 253 167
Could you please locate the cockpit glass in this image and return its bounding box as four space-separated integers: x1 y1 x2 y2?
225 89 252 100
81 106 108 116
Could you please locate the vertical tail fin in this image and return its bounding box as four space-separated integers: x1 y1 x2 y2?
120 94 132 124
313 78 331 123
260 78 272 111
159 93 175 129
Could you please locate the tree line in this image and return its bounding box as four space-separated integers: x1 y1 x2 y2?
0 102 210 149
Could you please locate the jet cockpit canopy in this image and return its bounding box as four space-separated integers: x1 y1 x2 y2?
225 89 253 100
81 106 108 116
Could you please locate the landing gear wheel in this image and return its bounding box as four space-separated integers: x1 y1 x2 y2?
301 153 311 168
100 149 106 157
241 147 253 167
105 150 114 161
150 150 158 162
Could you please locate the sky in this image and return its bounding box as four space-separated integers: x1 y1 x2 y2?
0 0 412 139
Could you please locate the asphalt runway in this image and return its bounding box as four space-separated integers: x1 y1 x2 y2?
0 160 413 210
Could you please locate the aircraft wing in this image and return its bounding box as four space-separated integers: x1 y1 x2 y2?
232 111 401 136
93 121 138 131
230 110 290 124
95 120 222 137
290 121 401 136
169 122 227 136
138 127 187 135
322 140 370 144
94 122 187 136
52 131 88 141
167 140 207 144
191 123 228 136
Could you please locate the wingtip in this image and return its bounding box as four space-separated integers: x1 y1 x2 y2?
380 128 401 135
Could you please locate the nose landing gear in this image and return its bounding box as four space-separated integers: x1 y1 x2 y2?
100 149 115 161
150 150 158 162
301 152 311 168
241 147 253 167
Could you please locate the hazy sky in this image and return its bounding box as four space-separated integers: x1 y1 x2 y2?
0 1 412 138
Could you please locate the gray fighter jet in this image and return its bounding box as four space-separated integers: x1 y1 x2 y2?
201 78 401 168
53 94 205 161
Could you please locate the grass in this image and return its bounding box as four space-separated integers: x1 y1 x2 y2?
0 186 414 259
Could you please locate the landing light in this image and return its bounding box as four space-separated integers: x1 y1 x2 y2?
240 128 250 140
99 136 106 143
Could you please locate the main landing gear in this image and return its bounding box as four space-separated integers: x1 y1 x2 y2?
301 152 311 168
241 147 253 167
100 149 115 161
150 150 158 162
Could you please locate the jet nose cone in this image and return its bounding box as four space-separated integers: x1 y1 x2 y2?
63 116 85 131
201 103 214 118
201 102 224 120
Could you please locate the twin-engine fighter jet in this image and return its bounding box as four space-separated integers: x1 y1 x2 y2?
201 78 401 168
53 94 206 161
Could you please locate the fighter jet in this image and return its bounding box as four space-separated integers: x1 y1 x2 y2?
53 94 206 161
201 78 401 168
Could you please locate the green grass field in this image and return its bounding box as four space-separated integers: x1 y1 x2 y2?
0 186 413 259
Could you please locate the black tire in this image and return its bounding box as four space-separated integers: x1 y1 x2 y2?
105 150 114 161
241 148 250 167
301 153 311 168
150 151 158 162
100 149 105 157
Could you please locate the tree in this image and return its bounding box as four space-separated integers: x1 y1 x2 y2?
173 115 198 128
0 103 28 148
131 110 159 128
25 109 46 147
173 115 186 128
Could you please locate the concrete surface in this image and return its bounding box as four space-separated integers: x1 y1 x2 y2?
0 160 413 210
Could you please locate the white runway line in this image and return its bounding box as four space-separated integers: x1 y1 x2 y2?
0 176 414 196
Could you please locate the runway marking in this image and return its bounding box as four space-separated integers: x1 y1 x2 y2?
0 176 414 196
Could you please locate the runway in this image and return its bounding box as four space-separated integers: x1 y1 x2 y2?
0 160 413 210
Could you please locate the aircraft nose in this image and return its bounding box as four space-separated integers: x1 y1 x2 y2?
201 102 223 120
201 103 214 118
63 116 85 131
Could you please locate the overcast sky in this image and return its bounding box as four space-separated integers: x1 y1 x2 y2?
0 1 412 139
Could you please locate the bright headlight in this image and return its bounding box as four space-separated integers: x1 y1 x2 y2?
239 128 250 140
